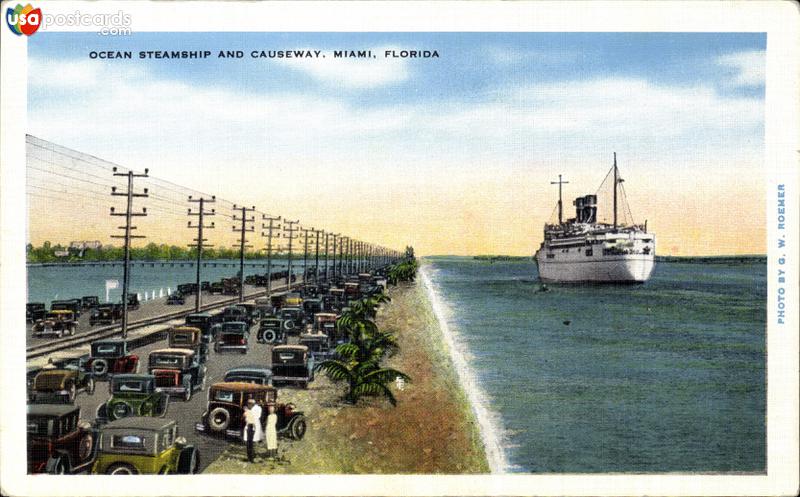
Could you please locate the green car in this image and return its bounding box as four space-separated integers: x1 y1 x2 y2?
93 417 199 474
95 374 169 425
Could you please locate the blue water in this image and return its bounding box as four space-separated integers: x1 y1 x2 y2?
26 259 327 305
423 257 766 473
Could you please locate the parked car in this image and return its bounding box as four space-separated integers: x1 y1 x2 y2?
89 303 123 326
123 293 141 310
32 310 77 338
220 305 250 325
256 317 284 344
30 361 96 403
298 333 332 361
269 293 285 311
313 312 338 335
253 297 273 317
200 281 211 292
195 382 307 441
51 298 82 317
81 296 100 310
221 277 239 296
277 307 305 334
213 323 249 354
166 292 186 305
185 313 219 343
223 365 273 386
92 417 199 474
208 281 224 295
284 292 303 307
87 340 139 379
343 282 360 299
26 302 47 323
233 303 261 326
302 298 323 317
148 348 207 401
177 283 198 295
95 374 169 425
167 326 209 364
27 404 98 474
271 345 315 388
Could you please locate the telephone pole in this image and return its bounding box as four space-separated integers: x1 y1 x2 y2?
312 228 323 283
110 167 149 339
262 214 281 297
232 205 256 302
551 174 569 225
188 195 215 312
330 233 339 281
340 236 349 277
283 220 299 290
301 227 313 285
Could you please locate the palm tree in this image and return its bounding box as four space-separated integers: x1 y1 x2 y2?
315 354 410 406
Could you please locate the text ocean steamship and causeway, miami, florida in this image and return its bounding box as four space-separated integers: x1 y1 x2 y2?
89 49 441 59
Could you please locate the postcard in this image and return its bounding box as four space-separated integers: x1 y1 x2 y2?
0 1 798 496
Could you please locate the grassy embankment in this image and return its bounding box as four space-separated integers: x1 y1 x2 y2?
204 279 489 474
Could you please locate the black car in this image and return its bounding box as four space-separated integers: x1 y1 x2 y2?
166 292 186 305
89 303 123 326
51 299 82 318
302 298 323 317
125 293 141 310
208 282 224 295
200 281 211 292
271 345 314 388
81 296 100 310
220 306 253 326
257 318 285 344
177 283 198 295
277 307 305 335
185 313 220 342
27 302 47 323
223 365 273 385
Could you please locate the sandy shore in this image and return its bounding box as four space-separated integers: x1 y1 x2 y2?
204 278 489 474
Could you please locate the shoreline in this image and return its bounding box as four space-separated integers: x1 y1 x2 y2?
204 276 490 474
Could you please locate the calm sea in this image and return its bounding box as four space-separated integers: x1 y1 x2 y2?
422 256 766 473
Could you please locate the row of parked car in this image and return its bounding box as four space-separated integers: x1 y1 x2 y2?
26 270 391 474
28 295 142 339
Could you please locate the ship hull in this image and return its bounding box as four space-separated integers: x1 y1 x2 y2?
535 253 655 283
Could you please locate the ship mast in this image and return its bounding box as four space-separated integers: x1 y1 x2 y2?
551 174 569 224
613 152 618 230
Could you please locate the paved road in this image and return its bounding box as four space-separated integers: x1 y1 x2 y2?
69 323 299 473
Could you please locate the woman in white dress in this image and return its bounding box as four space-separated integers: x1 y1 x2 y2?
265 403 278 458
243 399 264 442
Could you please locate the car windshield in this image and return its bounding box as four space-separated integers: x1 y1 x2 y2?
172 333 193 344
213 390 237 403
225 374 262 384
151 356 182 367
94 344 120 356
281 309 299 318
277 352 298 361
117 380 146 392
222 323 244 332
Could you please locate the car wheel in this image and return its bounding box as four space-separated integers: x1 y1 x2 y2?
264 330 277 343
92 359 108 376
86 377 95 395
207 407 230 432
106 463 138 475
288 415 307 440
177 446 199 474
47 456 68 475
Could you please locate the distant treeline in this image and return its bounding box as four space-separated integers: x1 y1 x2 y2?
655 255 767 264
473 255 532 262
27 242 289 264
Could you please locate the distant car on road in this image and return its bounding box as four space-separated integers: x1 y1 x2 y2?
122 293 141 310
256 317 284 344
271 345 315 388
167 326 209 364
30 359 96 403
184 312 219 343
213 323 249 354
51 298 82 317
166 292 186 305
87 339 139 379
148 348 207 401
81 296 100 310
92 418 199 474
27 404 98 474
32 310 77 338
89 303 123 326
27 302 47 323
277 307 305 334
95 374 169 425
223 365 273 386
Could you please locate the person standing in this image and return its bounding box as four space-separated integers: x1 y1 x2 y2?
265 403 278 458
243 398 263 462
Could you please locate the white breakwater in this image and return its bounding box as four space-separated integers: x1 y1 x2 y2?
420 264 511 474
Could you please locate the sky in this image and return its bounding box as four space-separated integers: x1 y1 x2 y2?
26 32 766 256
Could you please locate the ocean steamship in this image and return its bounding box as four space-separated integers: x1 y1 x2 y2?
534 154 655 283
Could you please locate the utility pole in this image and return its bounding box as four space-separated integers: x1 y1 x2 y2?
301 227 313 285
323 232 330 282
232 205 256 303
341 236 349 277
283 220 299 290
262 214 281 297
551 174 569 225
330 233 339 281
188 195 215 312
110 167 148 339
613 152 618 231
312 228 323 283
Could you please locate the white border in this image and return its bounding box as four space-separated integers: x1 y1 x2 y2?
1 1 798 496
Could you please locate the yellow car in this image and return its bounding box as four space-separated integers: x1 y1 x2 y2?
92 417 199 474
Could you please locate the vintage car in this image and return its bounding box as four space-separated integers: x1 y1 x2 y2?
32 310 78 338
256 317 285 344
89 303 123 326
92 417 199 474
284 292 303 307
27 404 98 474
233 303 262 325
30 360 96 403
184 312 220 342
253 297 273 316
343 282 360 299
223 365 273 385
81 296 100 310
168 326 209 363
298 333 332 361
277 306 305 334
177 283 198 295
213 322 250 354
195 382 306 441
271 345 315 388
208 281 224 295
95 374 169 425
87 340 139 378
302 298 323 317
269 293 285 311
51 298 82 317
220 305 250 325
148 348 207 401
314 312 338 335
201 281 211 292
123 293 141 310
221 277 239 295
26 302 47 323
166 292 186 305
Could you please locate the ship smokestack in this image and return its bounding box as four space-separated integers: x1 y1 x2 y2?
574 196 585 223
583 195 597 223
